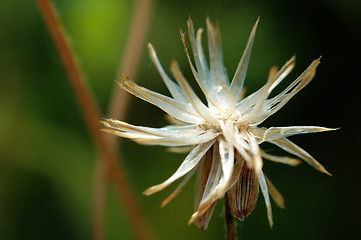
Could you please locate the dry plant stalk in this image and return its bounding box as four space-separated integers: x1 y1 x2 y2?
94 0 155 239
35 1 154 240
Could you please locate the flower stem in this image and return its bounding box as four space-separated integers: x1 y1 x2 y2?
92 156 106 240
35 1 154 240
225 195 237 240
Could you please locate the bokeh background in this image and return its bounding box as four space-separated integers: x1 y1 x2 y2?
1 0 360 239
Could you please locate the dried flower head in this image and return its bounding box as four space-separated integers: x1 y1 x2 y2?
103 17 335 230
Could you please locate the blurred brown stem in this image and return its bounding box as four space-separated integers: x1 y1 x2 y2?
97 0 155 239
93 155 107 240
35 1 154 240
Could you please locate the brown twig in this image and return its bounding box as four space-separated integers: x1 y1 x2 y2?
35 1 154 240
92 156 107 240
225 195 237 240
93 0 155 239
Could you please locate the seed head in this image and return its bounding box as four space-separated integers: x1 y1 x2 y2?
103 17 335 230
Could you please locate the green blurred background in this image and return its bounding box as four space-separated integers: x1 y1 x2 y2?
1 0 360 239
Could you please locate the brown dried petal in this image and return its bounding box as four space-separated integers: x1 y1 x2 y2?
194 201 217 231
193 147 216 230
227 161 259 221
265 175 285 209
